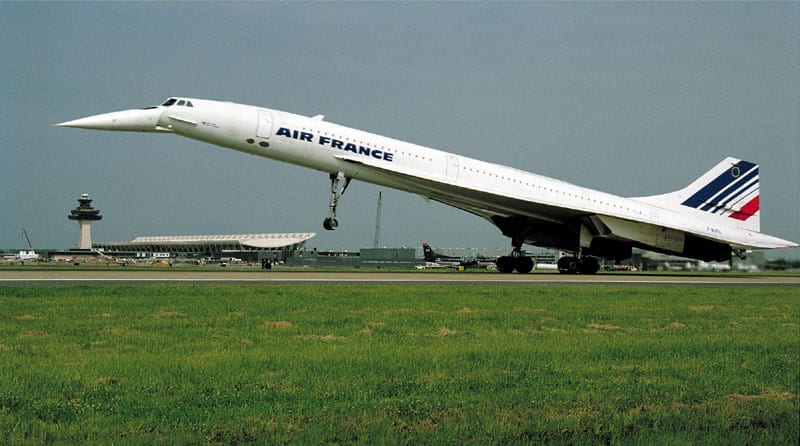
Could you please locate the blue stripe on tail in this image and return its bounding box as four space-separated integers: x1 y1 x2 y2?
682 160 757 209
700 168 759 212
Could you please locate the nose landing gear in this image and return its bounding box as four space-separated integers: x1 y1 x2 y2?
324 172 351 231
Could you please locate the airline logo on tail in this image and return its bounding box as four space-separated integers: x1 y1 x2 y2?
681 160 759 221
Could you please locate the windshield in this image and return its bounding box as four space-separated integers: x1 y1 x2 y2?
161 98 193 107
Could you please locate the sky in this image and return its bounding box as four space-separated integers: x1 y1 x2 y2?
2 2 798 258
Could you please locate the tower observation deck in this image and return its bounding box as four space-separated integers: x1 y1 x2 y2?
68 193 102 249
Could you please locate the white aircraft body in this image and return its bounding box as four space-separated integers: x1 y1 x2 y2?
58 98 797 274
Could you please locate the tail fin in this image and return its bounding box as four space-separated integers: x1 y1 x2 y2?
422 243 436 262
631 157 760 231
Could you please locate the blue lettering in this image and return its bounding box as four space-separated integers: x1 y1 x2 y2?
277 127 394 162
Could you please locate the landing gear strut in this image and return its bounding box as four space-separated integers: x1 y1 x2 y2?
323 172 351 231
496 238 536 274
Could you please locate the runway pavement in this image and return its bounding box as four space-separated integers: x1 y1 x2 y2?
2 269 799 285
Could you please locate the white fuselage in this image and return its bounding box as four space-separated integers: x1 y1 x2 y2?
164 101 653 221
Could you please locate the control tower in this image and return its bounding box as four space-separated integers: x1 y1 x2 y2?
68 193 102 250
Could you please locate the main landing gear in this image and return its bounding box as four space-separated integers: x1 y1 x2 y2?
495 237 600 275
323 172 351 231
556 255 599 274
496 238 536 274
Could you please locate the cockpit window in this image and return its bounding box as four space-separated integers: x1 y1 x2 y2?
161 98 193 107
161 98 194 107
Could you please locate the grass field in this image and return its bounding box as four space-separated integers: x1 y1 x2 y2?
1 283 797 444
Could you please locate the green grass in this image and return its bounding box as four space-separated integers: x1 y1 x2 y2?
1 284 797 444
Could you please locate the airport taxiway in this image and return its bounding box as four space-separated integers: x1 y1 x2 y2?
1 269 799 285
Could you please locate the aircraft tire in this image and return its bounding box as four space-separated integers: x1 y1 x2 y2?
496 256 516 274
515 257 534 274
557 256 579 274
323 218 338 231
579 257 600 274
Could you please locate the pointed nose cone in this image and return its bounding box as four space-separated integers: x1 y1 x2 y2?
57 108 165 132
57 112 119 130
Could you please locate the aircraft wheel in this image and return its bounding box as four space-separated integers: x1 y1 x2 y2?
558 256 579 274
323 217 338 231
579 257 599 274
515 257 534 274
496 256 516 274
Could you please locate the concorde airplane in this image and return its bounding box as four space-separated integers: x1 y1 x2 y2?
58 97 797 274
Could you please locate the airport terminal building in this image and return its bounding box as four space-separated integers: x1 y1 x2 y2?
94 233 316 262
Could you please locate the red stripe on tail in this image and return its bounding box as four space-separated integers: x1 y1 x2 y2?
729 196 759 221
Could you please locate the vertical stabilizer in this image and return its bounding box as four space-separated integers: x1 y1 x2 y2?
631 157 761 232
422 243 436 262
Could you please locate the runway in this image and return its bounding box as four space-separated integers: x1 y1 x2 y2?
2 269 799 285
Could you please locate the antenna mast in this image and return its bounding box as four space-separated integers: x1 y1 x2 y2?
373 191 382 248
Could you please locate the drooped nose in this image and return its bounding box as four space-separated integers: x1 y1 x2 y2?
57 107 167 132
